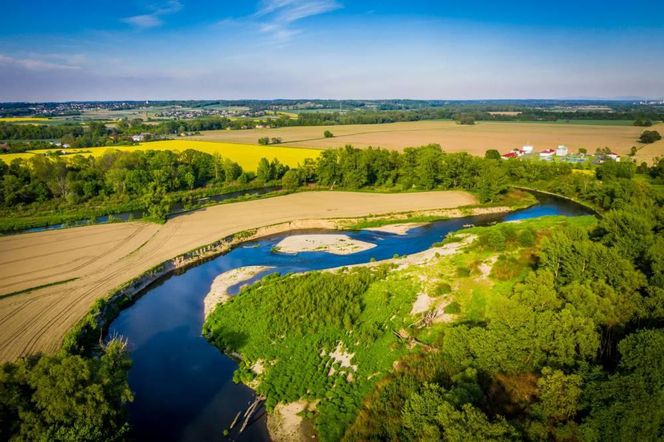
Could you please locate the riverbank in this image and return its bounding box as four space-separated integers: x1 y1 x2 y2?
204 266 273 319
203 211 597 441
63 201 515 359
0 190 486 362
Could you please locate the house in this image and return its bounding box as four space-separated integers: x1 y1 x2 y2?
131 134 144 142
521 144 534 154
539 149 555 159
556 145 568 156
501 151 519 160
607 153 621 162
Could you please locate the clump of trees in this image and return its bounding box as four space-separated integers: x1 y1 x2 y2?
324 130 334 138
258 137 283 145
0 339 132 441
0 149 254 222
455 114 476 125
633 118 653 127
639 130 661 144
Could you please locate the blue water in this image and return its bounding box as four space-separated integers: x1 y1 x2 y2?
107 195 590 441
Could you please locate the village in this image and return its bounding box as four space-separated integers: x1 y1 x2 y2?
500 143 621 164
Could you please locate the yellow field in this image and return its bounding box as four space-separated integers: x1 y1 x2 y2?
0 117 50 122
0 140 321 170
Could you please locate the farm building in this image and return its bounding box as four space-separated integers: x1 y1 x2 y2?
607 153 621 162
556 145 568 156
522 144 534 154
501 151 520 160
539 149 555 159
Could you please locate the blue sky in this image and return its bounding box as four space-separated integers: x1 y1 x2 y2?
1 0 663 101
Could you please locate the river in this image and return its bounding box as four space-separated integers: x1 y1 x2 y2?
107 194 590 441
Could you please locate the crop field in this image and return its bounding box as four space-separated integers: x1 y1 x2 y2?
0 117 51 122
0 140 321 170
192 120 664 163
0 190 476 362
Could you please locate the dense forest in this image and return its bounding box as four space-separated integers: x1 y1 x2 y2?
0 339 132 441
205 167 664 440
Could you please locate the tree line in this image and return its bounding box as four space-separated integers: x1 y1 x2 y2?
3 144 664 225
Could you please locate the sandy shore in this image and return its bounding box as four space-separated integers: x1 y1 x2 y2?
275 234 376 255
0 190 480 362
363 223 424 235
203 266 273 319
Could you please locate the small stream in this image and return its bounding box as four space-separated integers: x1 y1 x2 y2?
107 195 591 441
23 186 281 234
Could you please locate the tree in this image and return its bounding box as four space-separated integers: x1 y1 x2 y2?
639 130 661 144
257 157 272 182
633 119 652 127
258 137 270 145
270 137 282 144
534 368 582 423
324 130 334 138
0 340 132 441
484 149 501 160
281 169 301 190
455 114 476 125
582 330 664 441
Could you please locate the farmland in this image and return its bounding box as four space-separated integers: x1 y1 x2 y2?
0 117 51 123
191 120 664 163
0 140 321 170
0 190 476 362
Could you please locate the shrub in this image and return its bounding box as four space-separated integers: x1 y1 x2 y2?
435 282 452 295
639 130 661 144
518 228 536 247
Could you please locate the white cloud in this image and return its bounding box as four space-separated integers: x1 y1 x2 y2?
123 14 163 29
0 53 81 71
122 0 182 30
255 0 341 40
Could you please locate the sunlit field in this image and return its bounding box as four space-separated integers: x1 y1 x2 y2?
0 117 51 122
0 139 321 170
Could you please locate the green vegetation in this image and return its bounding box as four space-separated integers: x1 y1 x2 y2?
205 160 664 441
633 118 653 127
5 140 663 234
639 129 661 144
324 130 334 138
0 340 132 441
204 266 419 441
0 149 288 231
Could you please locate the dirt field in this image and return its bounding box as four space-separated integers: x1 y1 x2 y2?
0 190 476 362
191 120 664 163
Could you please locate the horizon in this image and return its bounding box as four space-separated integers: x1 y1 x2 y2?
1 97 663 105
2 0 663 101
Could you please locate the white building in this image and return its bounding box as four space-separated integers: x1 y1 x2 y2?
131 134 144 142
521 144 534 154
556 145 568 156
607 153 621 162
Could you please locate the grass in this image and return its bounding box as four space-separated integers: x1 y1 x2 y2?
0 139 321 170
